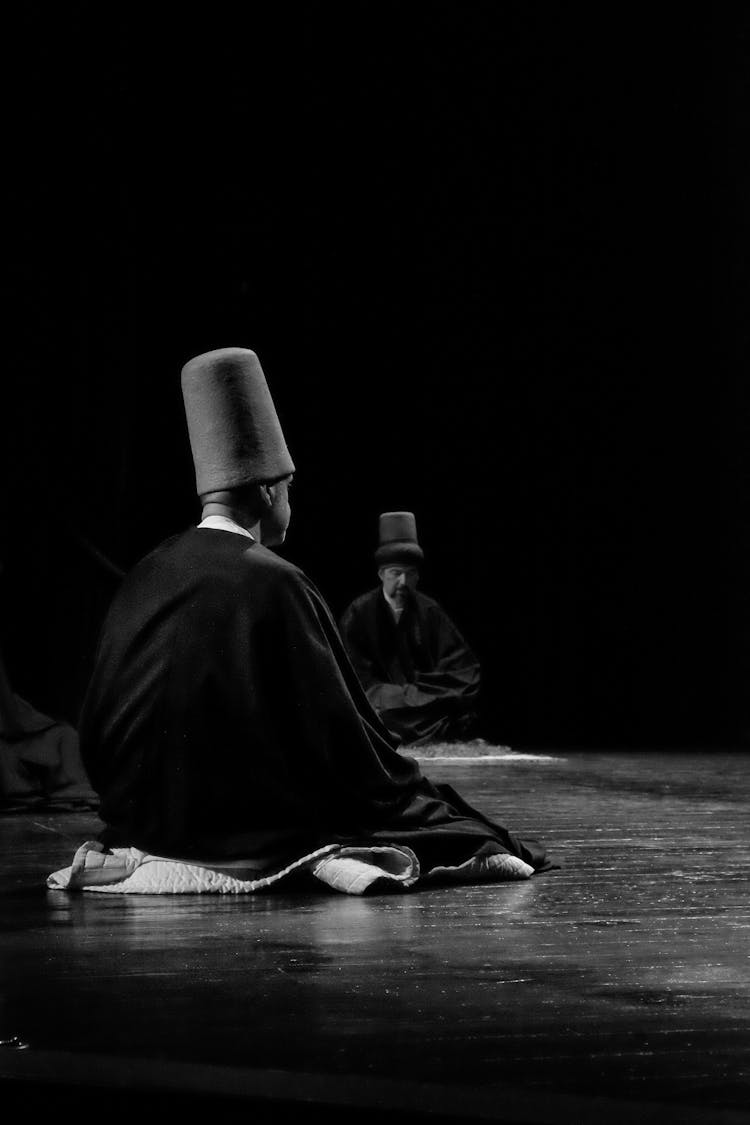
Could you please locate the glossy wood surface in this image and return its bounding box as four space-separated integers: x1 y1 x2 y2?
1 751 748 1124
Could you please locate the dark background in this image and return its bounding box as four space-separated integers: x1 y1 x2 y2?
1 8 748 748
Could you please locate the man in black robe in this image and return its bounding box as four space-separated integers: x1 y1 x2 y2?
79 348 548 881
340 513 481 747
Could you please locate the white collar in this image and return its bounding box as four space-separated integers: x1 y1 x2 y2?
197 515 255 540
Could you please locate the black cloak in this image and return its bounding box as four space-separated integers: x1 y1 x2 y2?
339 587 481 745
80 528 547 873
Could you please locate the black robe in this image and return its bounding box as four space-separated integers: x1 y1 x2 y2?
0 642 98 813
80 528 547 873
339 587 481 745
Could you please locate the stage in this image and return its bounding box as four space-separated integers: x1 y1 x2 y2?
1 750 748 1124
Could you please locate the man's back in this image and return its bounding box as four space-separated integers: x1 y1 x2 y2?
81 528 420 860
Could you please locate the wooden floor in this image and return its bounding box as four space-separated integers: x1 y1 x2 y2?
1 750 749 1124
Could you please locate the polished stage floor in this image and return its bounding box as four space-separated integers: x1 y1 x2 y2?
1 750 748 1124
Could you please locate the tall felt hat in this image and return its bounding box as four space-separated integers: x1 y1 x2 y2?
180 347 295 495
374 511 424 566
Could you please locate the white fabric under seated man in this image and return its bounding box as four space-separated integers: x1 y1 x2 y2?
47 840 533 896
47 513 533 897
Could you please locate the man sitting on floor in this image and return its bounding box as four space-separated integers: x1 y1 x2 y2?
339 513 481 747
77 347 547 886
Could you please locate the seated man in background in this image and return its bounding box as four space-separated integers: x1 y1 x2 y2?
77 348 547 884
340 513 481 747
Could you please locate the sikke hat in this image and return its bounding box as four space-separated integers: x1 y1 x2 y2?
181 347 295 495
374 511 424 566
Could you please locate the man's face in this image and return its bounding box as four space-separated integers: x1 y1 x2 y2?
379 564 419 604
260 475 293 546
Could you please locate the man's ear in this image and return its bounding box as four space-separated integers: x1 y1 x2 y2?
257 484 275 511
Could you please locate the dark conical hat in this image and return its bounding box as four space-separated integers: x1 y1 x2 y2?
374 511 424 566
181 347 295 494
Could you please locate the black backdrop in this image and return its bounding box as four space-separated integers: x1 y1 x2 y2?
1 9 748 748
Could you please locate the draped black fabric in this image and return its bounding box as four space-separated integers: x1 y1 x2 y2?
0 718 99 812
339 587 481 745
0 642 98 812
80 529 547 871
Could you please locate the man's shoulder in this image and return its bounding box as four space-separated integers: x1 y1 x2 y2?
238 541 302 577
342 587 382 616
239 544 332 607
412 591 459 624
129 530 306 587
414 590 443 612
225 541 317 601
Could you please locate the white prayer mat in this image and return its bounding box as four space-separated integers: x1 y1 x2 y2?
47 839 533 896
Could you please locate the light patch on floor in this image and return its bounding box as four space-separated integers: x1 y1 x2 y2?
409 741 561 762
412 752 561 762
